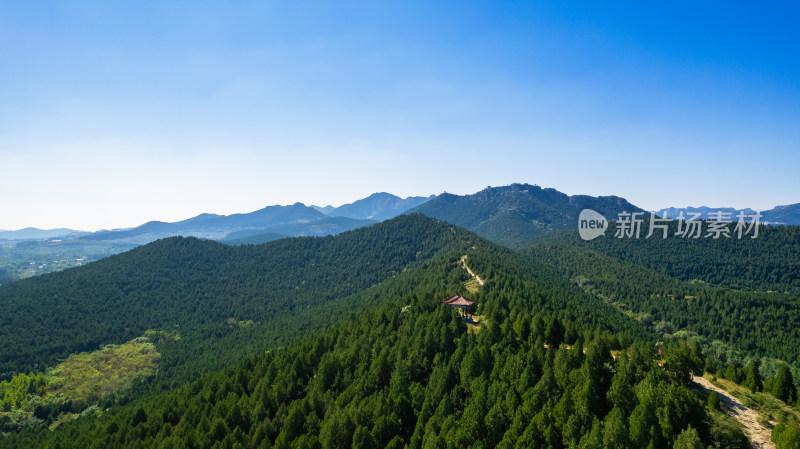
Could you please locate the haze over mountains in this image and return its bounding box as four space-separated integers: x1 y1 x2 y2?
3 186 799 245
2 184 799 284
0 228 89 241
312 192 434 221
0 193 435 283
73 193 431 244
83 203 335 244
68 185 649 248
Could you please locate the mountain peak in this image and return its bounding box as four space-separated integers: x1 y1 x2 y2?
318 192 433 221
409 183 643 247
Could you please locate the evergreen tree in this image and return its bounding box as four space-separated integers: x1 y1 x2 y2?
545 317 564 349
706 392 720 411
602 407 629 449
673 425 704 449
772 365 795 403
724 365 742 384
743 360 763 393
772 416 800 449
579 417 602 449
629 398 658 448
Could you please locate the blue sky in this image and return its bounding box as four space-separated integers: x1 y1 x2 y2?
1 1 798 230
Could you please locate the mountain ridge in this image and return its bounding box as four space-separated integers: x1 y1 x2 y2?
82 203 328 243
656 204 800 225
409 183 644 247
314 192 434 221
0 228 88 241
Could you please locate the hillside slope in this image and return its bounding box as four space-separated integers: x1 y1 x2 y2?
526 226 800 365
530 224 800 294
409 183 642 247
7 228 744 449
0 215 472 380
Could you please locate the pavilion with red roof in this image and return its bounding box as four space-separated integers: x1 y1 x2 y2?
441 294 477 321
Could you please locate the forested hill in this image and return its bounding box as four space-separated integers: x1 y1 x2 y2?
0 215 475 379
9 225 747 449
526 225 800 366
408 183 641 248
529 224 800 294
5 212 799 447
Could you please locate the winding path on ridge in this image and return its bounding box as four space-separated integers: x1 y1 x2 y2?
460 255 484 286
693 375 775 449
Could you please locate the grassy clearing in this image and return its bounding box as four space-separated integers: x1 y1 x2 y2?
47 339 161 404
464 278 481 294
1 331 173 432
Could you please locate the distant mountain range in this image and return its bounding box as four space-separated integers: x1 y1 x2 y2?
72 193 430 244
221 216 379 246
58 193 427 245
408 183 643 247
2 188 798 249
313 192 434 221
0 228 88 241
656 207 755 220
82 203 329 244
656 204 800 225
764 203 800 225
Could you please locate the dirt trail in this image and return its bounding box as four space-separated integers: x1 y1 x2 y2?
693 376 775 449
460 255 484 285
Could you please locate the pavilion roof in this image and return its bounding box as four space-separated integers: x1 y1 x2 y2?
443 295 476 307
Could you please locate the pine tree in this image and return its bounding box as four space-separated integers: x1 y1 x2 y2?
578 417 602 449
629 398 657 447
602 407 629 449
545 317 564 349
707 392 720 411
724 365 741 384
673 425 704 449
772 365 795 403
743 360 762 393
208 418 228 443
132 407 148 427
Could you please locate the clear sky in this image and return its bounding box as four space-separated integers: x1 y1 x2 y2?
1 1 798 231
